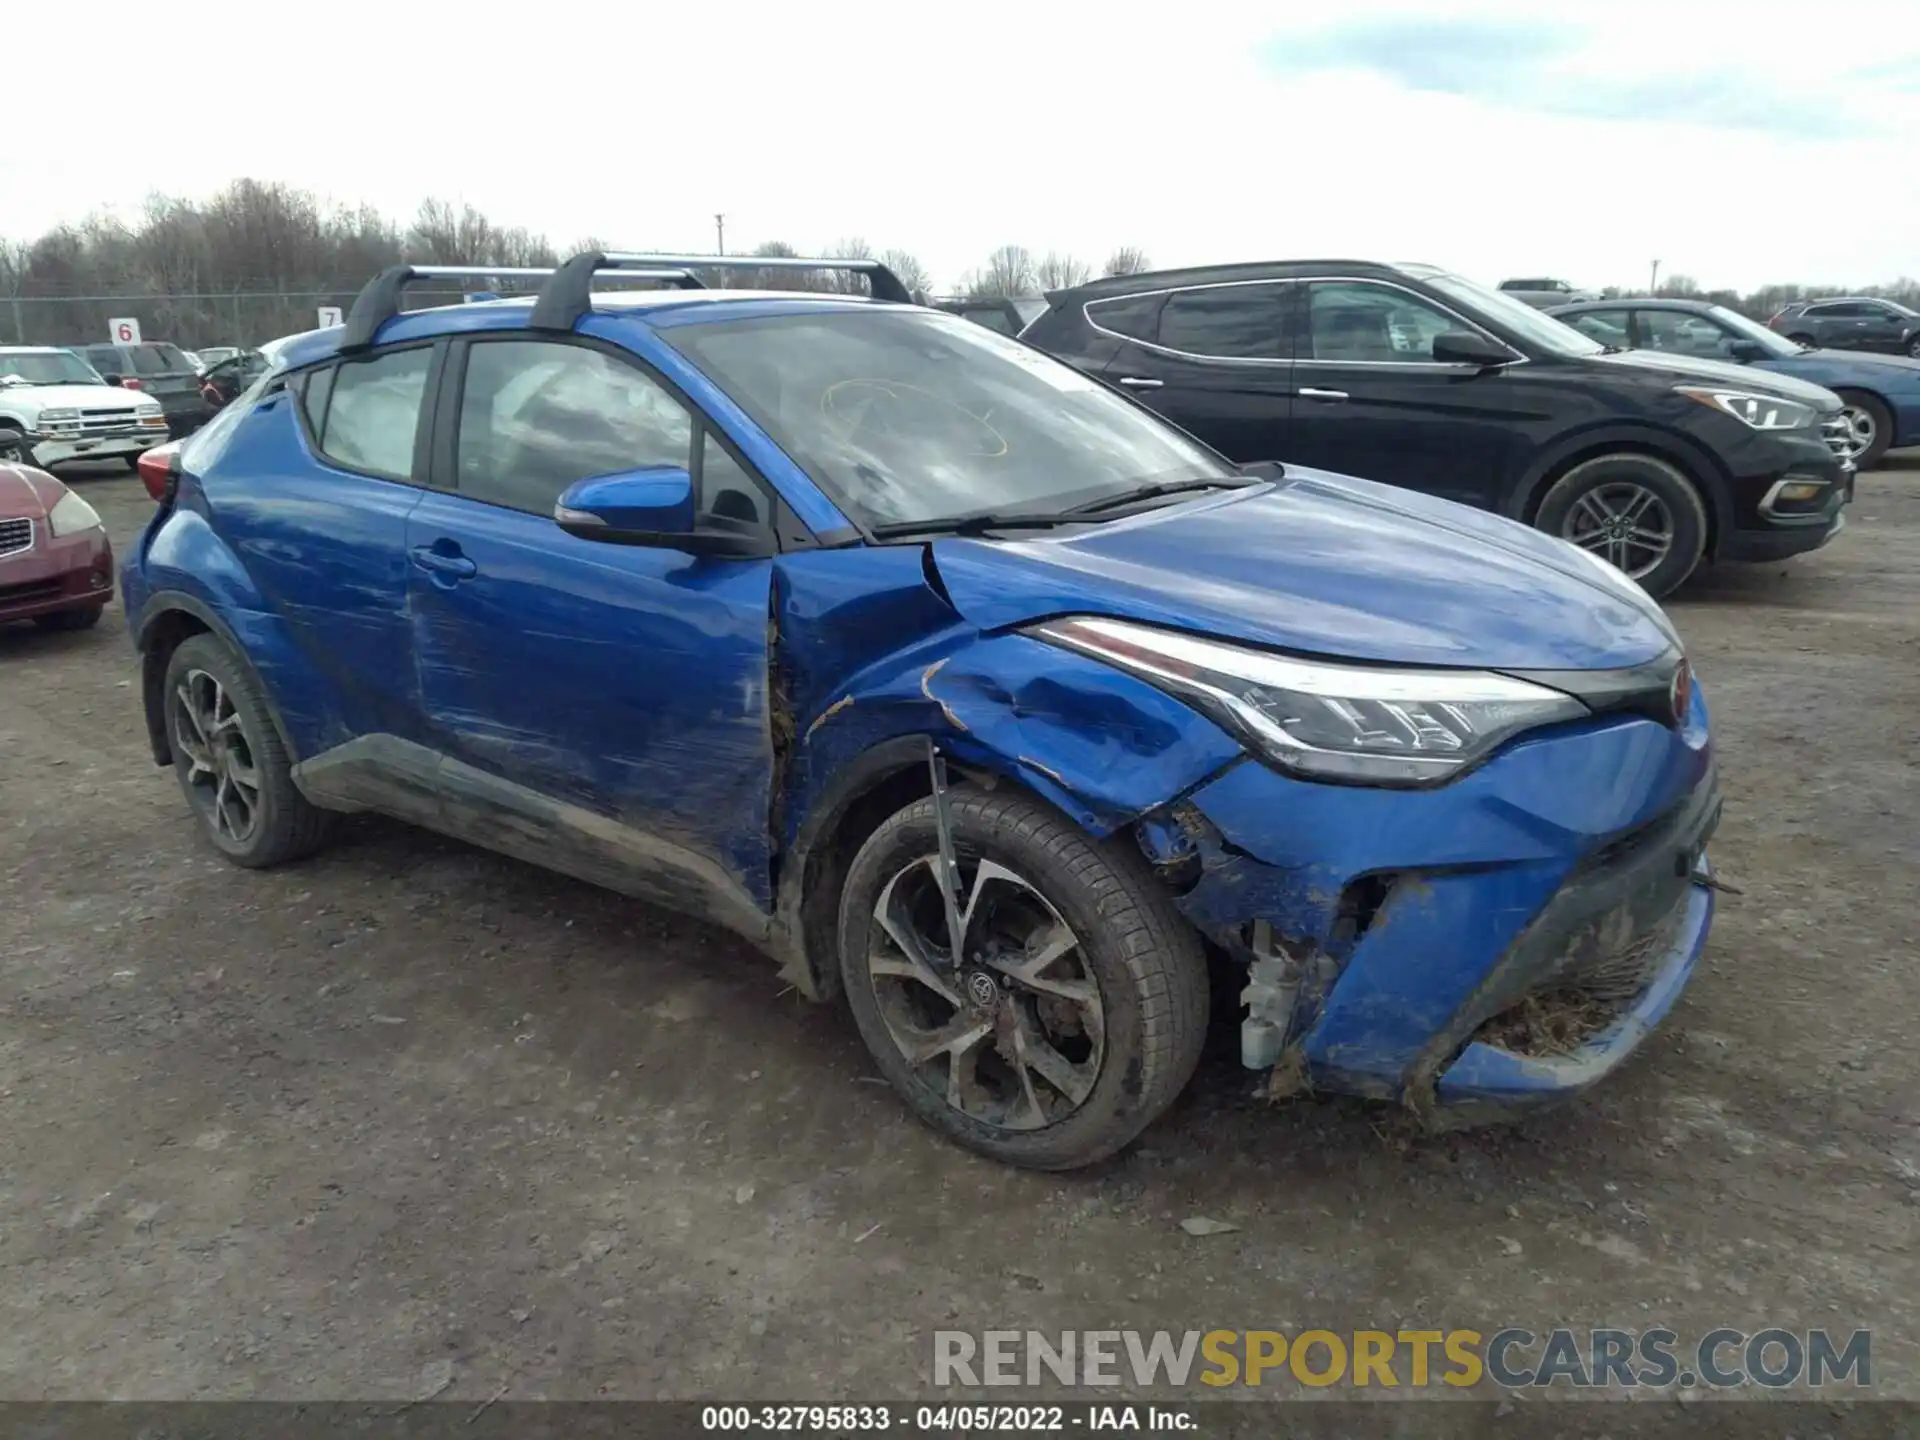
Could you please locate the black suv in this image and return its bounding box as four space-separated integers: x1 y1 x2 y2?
78 340 215 437
1021 261 1854 597
1767 297 1920 357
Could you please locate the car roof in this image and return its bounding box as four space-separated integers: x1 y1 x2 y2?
275 288 907 371
1551 297 1716 314
0 346 74 354
1050 259 1412 301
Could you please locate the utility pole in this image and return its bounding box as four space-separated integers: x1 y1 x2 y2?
715 214 726 255
1650 259 1661 296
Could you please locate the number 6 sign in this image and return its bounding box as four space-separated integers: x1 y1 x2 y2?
109 317 143 345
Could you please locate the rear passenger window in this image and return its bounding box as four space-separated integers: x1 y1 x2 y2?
129 346 174 376
455 340 694 515
1158 285 1292 360
316 347 432 480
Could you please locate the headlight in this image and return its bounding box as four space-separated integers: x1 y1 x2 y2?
135 402 163 417
37 407 79 422
1676 386 1816 431
47 488 103 537
1031 616 1588 787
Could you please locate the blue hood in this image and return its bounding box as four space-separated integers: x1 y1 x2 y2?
930 468 1677 671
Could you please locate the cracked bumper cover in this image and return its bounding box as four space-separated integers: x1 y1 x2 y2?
1171 683 1717 1116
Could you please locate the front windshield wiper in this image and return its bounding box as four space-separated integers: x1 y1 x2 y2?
868 475 1266 541
1059 474 1265 517
868 511 1086 540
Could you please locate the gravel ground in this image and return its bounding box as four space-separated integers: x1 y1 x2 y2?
1 460 1916 1404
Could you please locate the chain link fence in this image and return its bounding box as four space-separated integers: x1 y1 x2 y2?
4 285 556 351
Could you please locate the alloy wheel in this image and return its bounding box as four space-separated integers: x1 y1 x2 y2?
1561 482 1675 581
171 668 262 844
1839 404 1878 461
865 853 1105 1133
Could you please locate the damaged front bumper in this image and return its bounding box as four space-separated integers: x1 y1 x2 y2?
1163 685 1718 1120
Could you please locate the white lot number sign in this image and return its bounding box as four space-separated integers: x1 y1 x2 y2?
109 317 142 345
317 305 343 329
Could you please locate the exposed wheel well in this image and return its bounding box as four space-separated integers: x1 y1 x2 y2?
785 750 1076 1002
139 608 213 765
790 761 933 1002
1521 443 1719 554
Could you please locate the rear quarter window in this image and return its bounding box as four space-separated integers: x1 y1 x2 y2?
1084 293 1164 342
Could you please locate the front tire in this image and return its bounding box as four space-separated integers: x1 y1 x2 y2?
163 633 334 868
1535 452 1708 599
838 786 1208 1170
1835 391 1893 471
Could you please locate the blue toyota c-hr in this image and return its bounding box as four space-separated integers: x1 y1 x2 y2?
122 253 1719 1170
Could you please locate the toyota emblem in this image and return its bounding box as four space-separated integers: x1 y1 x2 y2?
1670 657 1692 726
966 971 1000 1010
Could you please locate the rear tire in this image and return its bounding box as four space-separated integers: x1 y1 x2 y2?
33 606 104 632
1835 390 1893 471
1535 452 1709 599
162 633 335 868
838 785 1209 1170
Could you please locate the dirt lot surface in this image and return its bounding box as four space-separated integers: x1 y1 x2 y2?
2 460 1916 1406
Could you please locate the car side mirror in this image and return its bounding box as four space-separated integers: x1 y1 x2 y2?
1726 339 1766 362
103 373 125 386
554 466 771 558
1431 332 1513 368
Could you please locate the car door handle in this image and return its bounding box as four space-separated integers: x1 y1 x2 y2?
1297 387 1349 402
1115 376 1163 389
410 544 477 580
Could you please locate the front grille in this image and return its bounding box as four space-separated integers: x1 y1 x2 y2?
0 577 61 604
1473 888 1690 1057
1821 413 1854 464
76 408 144 437
0 516 33 558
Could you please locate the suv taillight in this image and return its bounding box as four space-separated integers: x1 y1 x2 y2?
137 442 181 503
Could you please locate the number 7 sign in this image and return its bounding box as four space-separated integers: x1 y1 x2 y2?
109 317 143 345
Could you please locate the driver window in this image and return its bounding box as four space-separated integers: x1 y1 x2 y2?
456 340 695 516
1639 311 1732 359
1306 282 1470 362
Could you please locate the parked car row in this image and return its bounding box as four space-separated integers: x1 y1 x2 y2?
105 250 1733 1173
1017 260 1854 599
1549 297 1920 471
1767 296 1920 357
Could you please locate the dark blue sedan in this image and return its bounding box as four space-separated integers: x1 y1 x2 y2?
1551 297 1920 470
121 252 1718 1169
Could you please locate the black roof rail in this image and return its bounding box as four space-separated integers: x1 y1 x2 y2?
533 251 913 331
528 254 709 332
340 265 560 353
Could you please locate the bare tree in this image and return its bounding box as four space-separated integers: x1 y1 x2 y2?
968 244 1035 299
822 236 875 295
879 247 932 303
1035 251 1092 290
1103 246 1151 277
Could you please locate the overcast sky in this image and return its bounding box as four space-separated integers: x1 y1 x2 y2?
9 0 1918 293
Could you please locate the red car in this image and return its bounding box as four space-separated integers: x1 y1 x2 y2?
0 458 114 632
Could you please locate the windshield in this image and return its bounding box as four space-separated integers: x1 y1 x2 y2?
662 309 1234 528
0 350 106 386
1416 270 1606 357
1704 305 1801 357
1886 298 1919 318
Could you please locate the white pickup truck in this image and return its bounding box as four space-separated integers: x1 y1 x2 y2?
0 346 171 470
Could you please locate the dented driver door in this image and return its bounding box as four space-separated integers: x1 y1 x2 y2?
403 335 778 924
